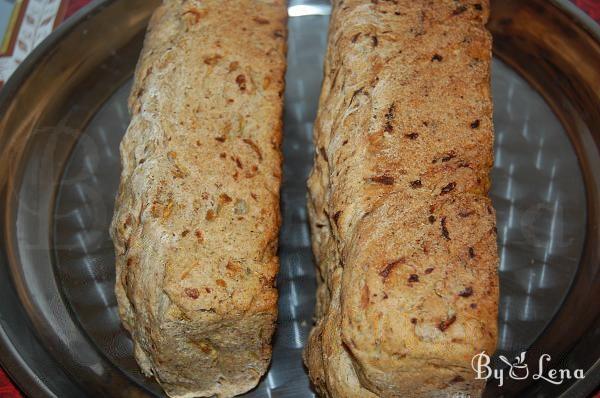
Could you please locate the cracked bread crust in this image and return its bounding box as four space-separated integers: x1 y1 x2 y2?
110 1 287 397
304 1 498 397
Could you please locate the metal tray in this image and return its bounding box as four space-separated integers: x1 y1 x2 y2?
0 0 599 397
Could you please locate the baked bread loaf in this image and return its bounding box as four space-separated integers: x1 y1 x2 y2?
304 1 498 397
110 1 287 397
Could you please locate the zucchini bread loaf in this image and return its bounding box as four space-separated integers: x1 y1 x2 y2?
304 1 498 397
110 1 287 397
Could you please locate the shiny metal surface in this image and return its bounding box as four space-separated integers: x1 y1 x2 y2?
0 0 599 397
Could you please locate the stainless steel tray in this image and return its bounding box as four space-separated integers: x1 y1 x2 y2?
0 1 599 397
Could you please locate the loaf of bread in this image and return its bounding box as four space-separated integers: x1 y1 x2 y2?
304 1 498 397
110 1 287 397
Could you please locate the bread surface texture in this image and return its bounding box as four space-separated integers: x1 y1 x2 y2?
304 1 498 397
110 1 287 397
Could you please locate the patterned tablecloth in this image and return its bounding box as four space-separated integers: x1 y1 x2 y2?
0 0 599 397
0 0 91 86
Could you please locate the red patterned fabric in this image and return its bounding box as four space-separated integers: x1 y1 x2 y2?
0 369 22 398
0 0 598 396
63 0 93 19
574 0 600 22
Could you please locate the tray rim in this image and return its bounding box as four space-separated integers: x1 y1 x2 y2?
0 1 132 397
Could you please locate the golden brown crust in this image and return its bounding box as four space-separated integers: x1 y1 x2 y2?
304 1 498 397
110 1 287 397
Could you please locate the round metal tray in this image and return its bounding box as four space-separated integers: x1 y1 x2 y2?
0 1 599 397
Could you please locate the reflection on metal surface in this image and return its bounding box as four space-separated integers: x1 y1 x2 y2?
288 4 331 17
490 60 586 361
